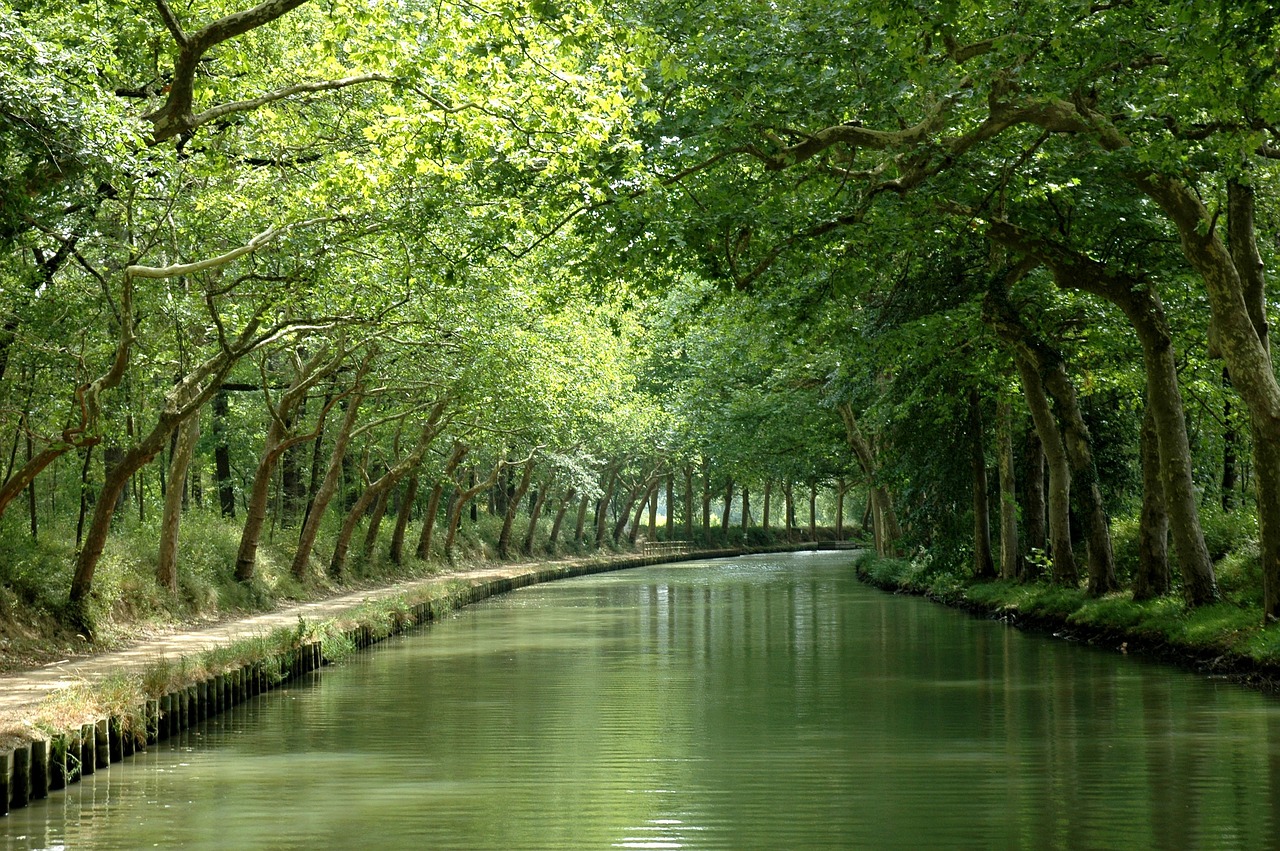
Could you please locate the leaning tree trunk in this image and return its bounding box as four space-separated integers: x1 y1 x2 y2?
838 403 902 556
684 464 694 540
1023 430 1046 579
546 487 575 551
498 455 536 559
291 382 366 579
416 441 469 561
213 389 236 518
444 460 504 562
156 415 199 593
595 464 620 548
1013 353 1079 587
359 481 394 559
720 478 735 537
996 399 1019 580
762 480 772 534
331 403 450 578
968 389 996 579
1134 403 1171 600
629 479 659 545
388 473 419 565
522 482 550 555
573 491 590 546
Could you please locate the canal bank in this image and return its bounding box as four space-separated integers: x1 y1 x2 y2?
855 552 1280 693
0 542 831 816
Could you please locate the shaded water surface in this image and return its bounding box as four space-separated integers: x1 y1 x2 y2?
4 551 1280 849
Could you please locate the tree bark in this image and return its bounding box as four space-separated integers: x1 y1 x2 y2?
444 459 504 562
664 472 674 540
235 352 344 582
331 401 450 577
388 473 419 565
547 487 575 550
573 489 590 546
595 463 619 548
741 485 750 537
808 481 818 542
969 389 996 581
996 399 1019 580
762 480 772 533
1012 352 1079 587
1023 430 1046 579
720 478 734 536
291 379 366 580
1134 402 1171 600
213 389 236 518
684 464 694 540
837 403 901 555
498 455 536 559
416 442 468 561
156 415 199 592
523 481 550 555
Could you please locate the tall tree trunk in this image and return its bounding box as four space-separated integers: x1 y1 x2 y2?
700 459 711 539
720 478 734 536
837 403 901 555
784 481 795 542
1222 368 1238 511
808 481 818 542
664 472 674 540
996 399 1019 580
498 455 536 559
213 389 236 518
359 483 392 560
156 416 199 592
614 471 653 543
445 459 504 562
1012 353 1078 587
523 482 550 555
235 363 343 582
416 442 468 561
1134 403 1171 600
629 479 659 545
835 479 845 541
648 481 658 540
968 388 995 580
331 402 449 577
741 485 750 537
291 382 367 580
389 474 419 565
573 490 590 545
547 487 575 551
595 464 620 548
762 480 772 533
684 464 694 540
1023 430 1046 579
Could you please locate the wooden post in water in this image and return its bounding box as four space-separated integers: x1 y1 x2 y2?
94 719 109 769
49 735 67 791
11 743 29 808
79 723 94 775
30 738 48 799
1 752 9 816
109 716 123 762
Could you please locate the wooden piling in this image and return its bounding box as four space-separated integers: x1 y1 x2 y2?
94 719 109 769
79 723 94 775
11 743 29 809
108 716 123 763
30 738 48 800
48 735 68 791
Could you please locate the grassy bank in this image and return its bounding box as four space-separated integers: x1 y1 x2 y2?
855 551 1280 688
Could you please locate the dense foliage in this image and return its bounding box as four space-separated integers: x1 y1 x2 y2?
2 0 1278 635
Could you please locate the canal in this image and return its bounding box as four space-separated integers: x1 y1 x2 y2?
3 551 1279 849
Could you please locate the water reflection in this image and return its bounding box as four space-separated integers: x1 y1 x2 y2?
3 552 1280 849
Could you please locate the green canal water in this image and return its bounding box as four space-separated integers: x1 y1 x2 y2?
4 551 1280 849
